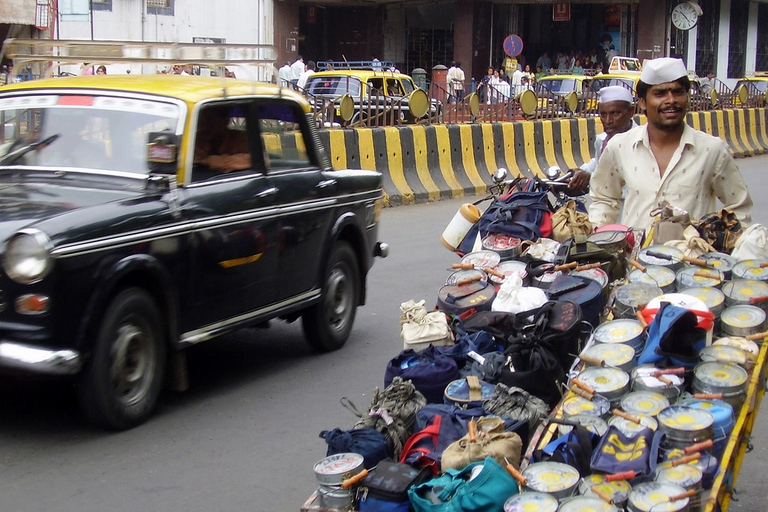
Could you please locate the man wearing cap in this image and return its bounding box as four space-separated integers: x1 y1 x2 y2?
568 85 637 192
589 57 752 234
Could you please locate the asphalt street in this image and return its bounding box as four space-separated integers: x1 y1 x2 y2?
1 155 767 512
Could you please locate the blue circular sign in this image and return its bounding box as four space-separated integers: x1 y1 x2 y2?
503 34 524 57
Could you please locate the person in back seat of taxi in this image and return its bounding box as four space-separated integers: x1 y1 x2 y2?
193 106 251 174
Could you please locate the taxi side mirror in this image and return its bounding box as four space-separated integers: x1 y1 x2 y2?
147 132 179 174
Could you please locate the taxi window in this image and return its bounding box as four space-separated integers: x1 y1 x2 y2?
401 79 416 95
255 102 311 171
540 79 578 94
306 76 362 96
367 78 385 95
386 79 404 96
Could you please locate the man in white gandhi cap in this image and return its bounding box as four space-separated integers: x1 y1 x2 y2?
568 85 637 192
588 57 752 234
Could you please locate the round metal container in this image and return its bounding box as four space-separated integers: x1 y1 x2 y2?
461 250 501 269
313 453 365 486
620 391 671 417
679 399 735 460
503 492 559 512
490 260 528 286
445 268 488 286
562 394 611 418
580 343 636 372
593 318 646 355
522 461 580 500
588 229 629 254
631 365 685 402
676 266 725 290
557 414 609 437
720 304 766 338
559 496 618 512
482 233 522 260
531 262 559 286
713 336 759 363
701 252 737 280
639 246 685 272
571 267 609 292
658 405 715 447
732 259 768 281
614 283 663 319
627 482 690 512
692 361 748 409
629 266 677 293
656 463 703 493
578 474 631 509
721 279 768 308
608 412 658 436
699 344 751 371
576 367 630 405
317 485 354 510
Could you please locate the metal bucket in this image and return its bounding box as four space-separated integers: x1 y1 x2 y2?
629 266 677 293
503 492 559 512
614 283 663 319
627 482 690 512
461 250 501 269
522 461 581 500
631 365 685 402
489 260 528 286
731 259 768 281
561 394 611 418
578 473 631 510
700 252 737 280
675 266 725 290
313 453 365 486
713 336 759 364
692 361 748 409
658 405 715 450
558 496 619 512
638 246 685 272
678 287 725 335
620 391 671 417
580 342 636 372
317 485 355 510
607 412 658 437
557 414 609 437
719 304 766 338
655 464 703 512
699 344 752 372
721 279 768 309
576 367 630 405
678 399 735 461
593 318 646 355
446 268 488 286
482 233 522 261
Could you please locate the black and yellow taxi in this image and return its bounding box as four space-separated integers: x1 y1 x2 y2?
0 74 387 428
536 73 596 113
734 75 768 107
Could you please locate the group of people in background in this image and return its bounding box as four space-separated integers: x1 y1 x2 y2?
278 56 317 90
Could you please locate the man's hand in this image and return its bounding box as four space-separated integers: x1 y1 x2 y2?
567 169 591 192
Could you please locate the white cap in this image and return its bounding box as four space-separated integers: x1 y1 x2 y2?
640 58 688 85
598 85 634 104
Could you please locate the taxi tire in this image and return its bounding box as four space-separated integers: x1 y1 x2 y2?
77 287 166 429
302 242 359 352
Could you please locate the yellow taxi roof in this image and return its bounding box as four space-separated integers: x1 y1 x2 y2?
0 75 310 111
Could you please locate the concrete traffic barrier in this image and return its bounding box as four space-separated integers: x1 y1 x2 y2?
317 108 768 206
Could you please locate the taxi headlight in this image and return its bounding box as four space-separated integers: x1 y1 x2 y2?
4 230 52 284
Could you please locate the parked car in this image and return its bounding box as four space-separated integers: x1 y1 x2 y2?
0 75 388 428
734 76 768 106
536 74 596 113
304 68 436 126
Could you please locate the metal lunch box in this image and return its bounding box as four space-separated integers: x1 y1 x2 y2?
531 262 559 286
593 318 646 355
445 268 488 286
313 453 365 486
692 361 748 409
614 283 663 319
522 461 581 500
627 482 691 512
658 405 715 449
571 267 609 293
557 414 609 437
317 485 355 510
482 233 522 260
607 412 658 436
655 464 703 500
503 491 559 512
731 259 768 281
638 245 686 272
588 229 630 254
580 342 636 372
678 399 735 460
575 367 630 405
675 266 725 290
558 496 619 512
713 336 759 363
489 260 528 286
721 279 768 308
699 344 751 372
578 473 631 509
561 394 611 418
631 364 685 402
700 252 737 280
719 304 767 338
461 250 501 270
620 391 671 417
629 265 677 293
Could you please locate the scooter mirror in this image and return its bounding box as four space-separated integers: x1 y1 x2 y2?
492 168 508 183
545 166 561 180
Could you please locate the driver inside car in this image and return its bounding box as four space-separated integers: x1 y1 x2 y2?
193 105 251 175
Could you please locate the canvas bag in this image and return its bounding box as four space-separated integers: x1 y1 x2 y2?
441 416 523 472
320 427 391 469
400 300 453 351
384 346 460 404
590 425 663 478
638 301 713 368
551 200 593 242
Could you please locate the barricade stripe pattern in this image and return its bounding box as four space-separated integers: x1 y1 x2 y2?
558 119 579 171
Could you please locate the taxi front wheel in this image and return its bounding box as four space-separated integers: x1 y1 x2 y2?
302 242 360 352
77 288 166 429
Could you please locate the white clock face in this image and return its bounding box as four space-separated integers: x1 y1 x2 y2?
672 2 699 30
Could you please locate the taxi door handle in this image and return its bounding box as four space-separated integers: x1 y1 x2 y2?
317 179 337 189
257 187 278 198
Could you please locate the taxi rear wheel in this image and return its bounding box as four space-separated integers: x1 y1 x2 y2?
77 288 166 429
302 242 360 352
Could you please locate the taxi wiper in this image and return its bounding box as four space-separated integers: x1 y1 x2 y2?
0 134 61 166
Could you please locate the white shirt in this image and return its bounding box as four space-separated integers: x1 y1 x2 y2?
447 66 465 91
278 65 292 87
290 59 304 80
580 120 639 174
296 69 315 91
589 123 753 233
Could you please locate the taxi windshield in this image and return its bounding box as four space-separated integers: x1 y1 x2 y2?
591 78 636 94
737 80 768 93
0 94 180 174
306 76 363 97
539 78 579 94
